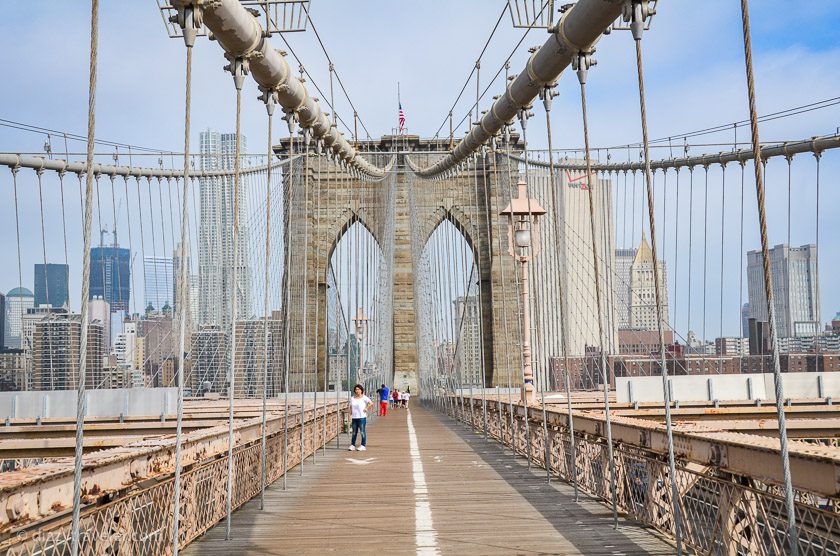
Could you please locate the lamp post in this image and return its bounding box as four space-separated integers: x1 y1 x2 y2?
500 180 546 405
352 307 369 384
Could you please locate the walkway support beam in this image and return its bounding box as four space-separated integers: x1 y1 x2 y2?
415 0 624 178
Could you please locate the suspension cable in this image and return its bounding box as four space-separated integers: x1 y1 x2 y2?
629 7 684 549
258 88 274 510
224 59 244 541
70 1 98 553
575 48 619 529
541 84 579 499
171 24 193 554
739 1 799 552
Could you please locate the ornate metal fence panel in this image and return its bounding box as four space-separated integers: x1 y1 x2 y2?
452 398 840 556
4 405 341 556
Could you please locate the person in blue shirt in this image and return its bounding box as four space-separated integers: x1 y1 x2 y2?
376 383 390 416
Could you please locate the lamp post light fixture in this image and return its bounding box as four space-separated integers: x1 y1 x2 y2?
352 307 369 384
500 180 547 405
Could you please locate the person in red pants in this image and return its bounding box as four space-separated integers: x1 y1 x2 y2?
376 383 390 416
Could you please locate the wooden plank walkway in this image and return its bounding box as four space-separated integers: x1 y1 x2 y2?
184 404 673 555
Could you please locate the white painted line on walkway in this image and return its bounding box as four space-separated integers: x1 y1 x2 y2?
407 409 440 555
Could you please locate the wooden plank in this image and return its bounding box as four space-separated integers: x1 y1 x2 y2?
184 405 672 555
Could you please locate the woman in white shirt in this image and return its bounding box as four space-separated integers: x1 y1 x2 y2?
348 384 373 451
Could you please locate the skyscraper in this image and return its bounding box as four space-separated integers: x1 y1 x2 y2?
90 232 131 314
143 256 174 311
453 295 482 387
747 244 819 338
614 248 636 329
614 235 669 332
198 129 251 327
629 234 669 330
0 292 5 349
5 287 34 349
32 313 104 391
34 263 70 308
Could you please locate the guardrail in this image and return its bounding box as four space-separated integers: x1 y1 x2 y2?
1 402 343 555
446 396 840 555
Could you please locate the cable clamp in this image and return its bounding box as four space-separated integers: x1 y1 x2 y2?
622 0 655 41
571 50 596 85
168 4 203 48
224 55 249 91
539 84 559 112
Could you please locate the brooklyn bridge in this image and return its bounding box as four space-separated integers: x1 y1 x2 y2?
1 1 839 554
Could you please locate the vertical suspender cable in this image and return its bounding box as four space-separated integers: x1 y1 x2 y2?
517 115 534 467
259 91 274 510
320 153 329 455
299 128 311 470
282 114 297 489
171 20 194 553
71 1 98 553
224 60 244 541
542 87 579 499
474 62 490 440
576 51 618 528
629 8 683 550
739 1 799 552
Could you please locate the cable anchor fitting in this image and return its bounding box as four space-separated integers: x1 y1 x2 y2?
571 50 596 85
169 3 203 48
224 56 249 91
622 0 655 41
258 87 277 117
539 84 559 112
517 107 534 131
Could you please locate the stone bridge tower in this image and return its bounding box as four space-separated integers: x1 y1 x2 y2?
278 136 532 394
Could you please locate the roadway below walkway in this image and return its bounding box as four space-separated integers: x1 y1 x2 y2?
184 404 673 555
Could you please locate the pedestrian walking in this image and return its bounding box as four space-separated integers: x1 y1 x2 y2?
348 384 373 451
391 389 400 409
376 383 390 416
403 390 411 408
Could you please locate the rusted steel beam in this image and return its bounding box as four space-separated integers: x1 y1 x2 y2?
471 398 840 496
0 402 343 534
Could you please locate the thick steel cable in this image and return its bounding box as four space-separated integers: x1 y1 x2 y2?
59 172 70 267
633 33 684 553
739 1 799 552
36 171 50 306
299 137 310 473
224 81 243 542
500 127 520 456
543 92 579 500
516 121 534 467
319 155 328 457
171 40 192 556
473 67 490 441
70 1 98 553
719 164 727 373
578 74 618 529
282 125 295 486
814 153 822 349
432 2 509 139
259 104 273 510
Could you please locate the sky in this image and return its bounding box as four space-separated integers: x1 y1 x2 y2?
1 0 839 340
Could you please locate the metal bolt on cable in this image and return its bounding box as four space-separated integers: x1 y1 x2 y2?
225 56 248 91
572 50 596 85
540 84 559 112
622 0 655 41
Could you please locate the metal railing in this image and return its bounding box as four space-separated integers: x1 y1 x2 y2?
451 397 840 555
3 404 341 556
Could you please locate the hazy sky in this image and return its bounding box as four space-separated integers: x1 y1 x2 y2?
1 1 839 339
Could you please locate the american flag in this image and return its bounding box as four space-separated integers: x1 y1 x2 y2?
398 102 406 134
